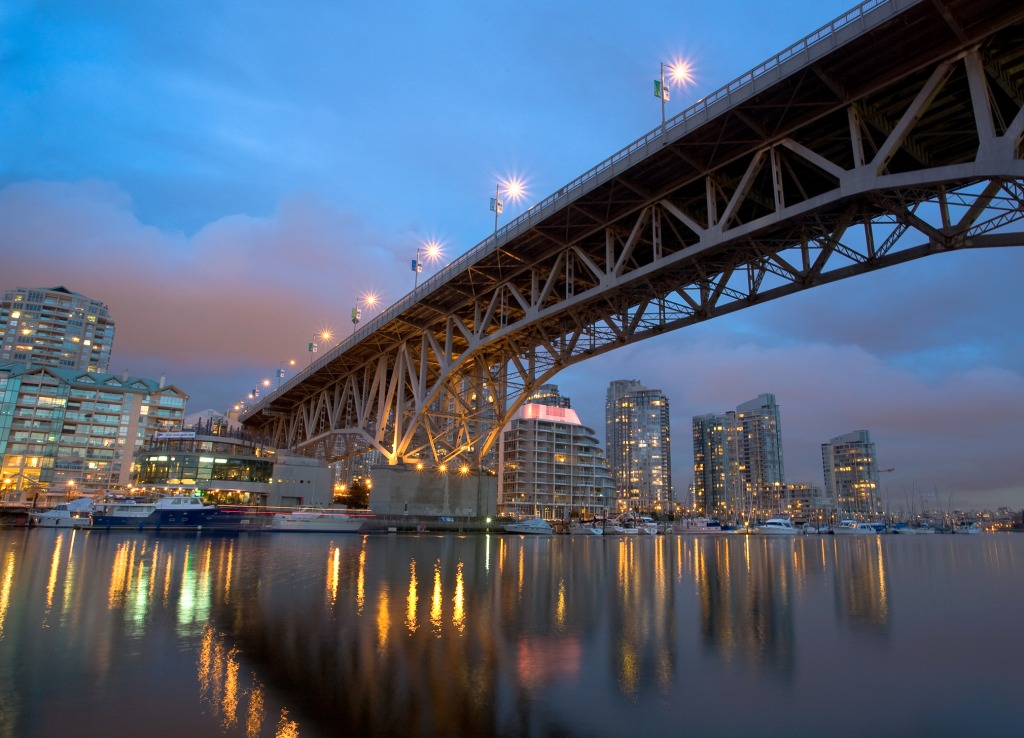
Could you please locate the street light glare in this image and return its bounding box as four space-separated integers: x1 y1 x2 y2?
669 60 693 85
500 176 527 203
362 291 379 308
320 329 333 342
423 239 444 263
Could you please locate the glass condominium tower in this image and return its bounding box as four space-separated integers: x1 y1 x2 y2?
605 379 672 514
692 393 785 519
821 430 880 518
1 286 115 372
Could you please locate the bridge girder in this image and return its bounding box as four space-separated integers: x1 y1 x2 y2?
242 0 1024 468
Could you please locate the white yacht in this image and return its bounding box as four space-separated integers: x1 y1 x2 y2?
270 509 367 533
834 519 882 534
29 498 94 529
758 517 799 535
504 517 553 535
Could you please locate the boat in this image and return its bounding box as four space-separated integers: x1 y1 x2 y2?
834 519 882 534
568 520 603 535
270 508 367 533
29 498 94 529
636 515 659 535
954 522 981 534
609 515 639 535
674 517 725 533
504 517 553 535
90 495 258 531
758 517 799 535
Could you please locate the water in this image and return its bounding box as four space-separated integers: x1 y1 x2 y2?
0 529 1020 738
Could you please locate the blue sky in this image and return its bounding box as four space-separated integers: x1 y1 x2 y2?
2 0 1023 509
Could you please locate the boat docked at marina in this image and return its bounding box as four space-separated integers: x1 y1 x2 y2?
90 495 258 531
758 517 799 535
270 508 368 533
568 520 603 535
29 498 94 529
504 517 554 535
673 517 724 533
834 519 884 534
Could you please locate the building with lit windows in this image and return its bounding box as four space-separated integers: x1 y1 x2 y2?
498 385 614 520
692 411 740 517
0 362 186 506
132 415 334 508
605 379 672 514
1 286 114 371
692 393 785 519
821 430 880 518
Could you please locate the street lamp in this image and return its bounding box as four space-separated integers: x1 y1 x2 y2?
491 176 527 236
309 329 332 365
276 358 296 387
411 240 444 289
656 60 693 135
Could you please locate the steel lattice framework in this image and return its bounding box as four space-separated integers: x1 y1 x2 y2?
241 0 1024 469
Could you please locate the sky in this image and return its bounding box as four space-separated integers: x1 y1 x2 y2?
2 0 1022 511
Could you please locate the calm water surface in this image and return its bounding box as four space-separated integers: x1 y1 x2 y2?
0 529 1020 737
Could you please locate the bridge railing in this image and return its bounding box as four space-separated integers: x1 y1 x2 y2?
243 0 904 418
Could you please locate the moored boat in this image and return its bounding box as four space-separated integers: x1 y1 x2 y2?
758 517 799 535
29 498 94 529
834 519 882 534
90 495 259 531
568 521 603 535
504 517 553 535
270 508 367 533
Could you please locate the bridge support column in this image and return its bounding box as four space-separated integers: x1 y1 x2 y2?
367 464 497 519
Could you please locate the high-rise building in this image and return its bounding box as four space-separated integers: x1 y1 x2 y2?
0 363 187 504
736 393 786 514
692 411 739 517
1 286 115 372
605 379 672 514
692 393 785 519
821 430 880 518
499 385 614 520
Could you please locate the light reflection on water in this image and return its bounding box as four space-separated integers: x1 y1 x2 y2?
0 530 1021 737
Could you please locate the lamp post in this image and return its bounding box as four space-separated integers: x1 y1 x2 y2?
412 240 443 289
656 60 693 137
277 359 296 387
490 177 526 236
309 330 332 365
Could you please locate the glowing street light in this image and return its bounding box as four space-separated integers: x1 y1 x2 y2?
491 176 527 236
309 329 333 364
351 292 379 335
277 358 296 387
655 59 694 135
411 239 444 289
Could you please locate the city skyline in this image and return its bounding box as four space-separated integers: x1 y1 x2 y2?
2 1 1023 508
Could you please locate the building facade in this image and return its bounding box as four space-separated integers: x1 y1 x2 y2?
605 380 672 514
499 386 614 520
821 430 881 518
1 286 115 372
0 363 186 505
692 411 739 518
692 393 785 519
132 418 334 508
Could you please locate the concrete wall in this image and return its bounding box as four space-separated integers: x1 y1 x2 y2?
368 464 497 518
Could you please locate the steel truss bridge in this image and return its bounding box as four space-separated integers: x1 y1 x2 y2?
242 0 1024 469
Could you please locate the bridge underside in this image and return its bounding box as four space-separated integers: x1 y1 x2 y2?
242 0 1024 468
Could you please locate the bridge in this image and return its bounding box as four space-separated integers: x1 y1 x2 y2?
241 0 1024 473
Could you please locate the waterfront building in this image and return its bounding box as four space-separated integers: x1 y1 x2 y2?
821 430 881 518
605 379 672 514
692 411 740 518
132 419 334 508
0 362 186 505
692 393 785 519
1 286 115 372
499 386 614 520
